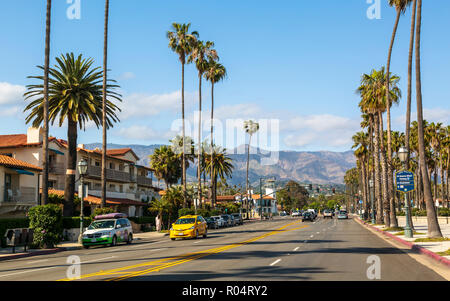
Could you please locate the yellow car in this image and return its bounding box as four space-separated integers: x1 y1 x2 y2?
170 215 208 240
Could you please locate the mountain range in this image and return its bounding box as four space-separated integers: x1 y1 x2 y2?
85 143 356 186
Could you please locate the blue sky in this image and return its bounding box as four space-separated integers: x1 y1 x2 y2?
0 0 449 152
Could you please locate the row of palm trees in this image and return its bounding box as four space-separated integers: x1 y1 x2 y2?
166 23 227 208
351 0 444 237
31 1 115 215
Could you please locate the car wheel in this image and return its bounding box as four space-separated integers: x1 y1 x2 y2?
83 245 89 249
127 234 133 244
171 238 175 241
111 235 117 247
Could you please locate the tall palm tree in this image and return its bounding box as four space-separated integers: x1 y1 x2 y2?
101 0 110 208
149 145 182 190
385 0 411 228
415 0 442 237
24 53 121 216
167 23 199 207
204 60 227 207
188 40 218 208
41 0 52 205
244 120 259 218
352 131 369 217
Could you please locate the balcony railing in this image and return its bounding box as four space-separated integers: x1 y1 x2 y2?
49 163 65 175
87 165 135 183
137 176 152 187
2 186 37 204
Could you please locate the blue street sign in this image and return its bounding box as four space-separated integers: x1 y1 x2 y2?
396 170 415 192
359 200 363 204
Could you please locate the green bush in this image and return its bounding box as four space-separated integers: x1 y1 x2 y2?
0 218 30 248
178 208 196 217
128 216 155 225
437 208 450 217
91 207 115 218
28 204 63 248
62 217 92 229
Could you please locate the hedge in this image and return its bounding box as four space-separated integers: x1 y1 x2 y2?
0 218 30 248
128 216 155 225
62 217 92 229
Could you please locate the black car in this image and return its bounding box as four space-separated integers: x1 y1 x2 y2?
302 212 314 222
205 217 218 229
231 213 243 225
220 214 231 227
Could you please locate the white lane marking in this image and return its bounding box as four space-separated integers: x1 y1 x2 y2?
27 259 49 264
81 256 116 264
0 266 57 278
316 232 320 234
193 241 202 244
310 235 314 238
294 247 300 251
270 259 281 266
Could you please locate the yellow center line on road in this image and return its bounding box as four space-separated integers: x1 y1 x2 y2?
57 220 308 281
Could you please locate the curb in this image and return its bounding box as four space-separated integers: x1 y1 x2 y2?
355 217 450 268
0 247 68 262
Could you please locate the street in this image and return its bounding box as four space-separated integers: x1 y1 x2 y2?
0 216 445 281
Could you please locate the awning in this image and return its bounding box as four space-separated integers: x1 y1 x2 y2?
13 168 34 176
49 148 64 155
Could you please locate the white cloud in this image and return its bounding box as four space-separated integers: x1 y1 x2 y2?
394 107 450 126
119 90 195 119
115 125 175 141
118 72 136 80
0 82 26 105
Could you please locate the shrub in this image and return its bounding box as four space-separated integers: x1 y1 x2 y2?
178 208 196 217
128 216 155 225
91 207 115 218
437 208 450 217
62 217 92 229
28 204 63 248
0 218 30 248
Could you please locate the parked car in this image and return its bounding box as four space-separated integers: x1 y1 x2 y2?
232 213 244 225
170 215 208 240
307 209 317 219
323 209 333 219
302 211 314 222
205 217 219 229
211 215 225 228
280 211 287 217
220 214 232 227
82 213 133 248
337 210 349 220
292 211 301 217
229 214 237 226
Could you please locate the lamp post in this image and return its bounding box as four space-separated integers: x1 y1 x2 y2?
369 179 375 224
77 159 88 244
398 147 413 238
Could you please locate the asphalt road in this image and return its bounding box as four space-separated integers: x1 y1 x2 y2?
0 216 445 281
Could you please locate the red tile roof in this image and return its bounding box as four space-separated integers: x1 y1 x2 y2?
0 155 42 172
0 134 62 149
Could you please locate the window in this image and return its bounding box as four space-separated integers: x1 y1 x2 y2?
109 162 115 169
119 185 123 193
95 160 100 167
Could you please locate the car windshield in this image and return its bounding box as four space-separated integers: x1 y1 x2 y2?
175 218 196 224
221 215 229 220
339 211 347 214
88 220 115 230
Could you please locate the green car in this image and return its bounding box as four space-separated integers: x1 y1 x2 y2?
82 214 133 248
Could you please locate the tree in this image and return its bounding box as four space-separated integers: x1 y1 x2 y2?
41 0 52 205
188 40 218 208
162 185 184 230
414 0 443 237
149 145 182 190
204 60 227 207
24 53 121 216
167 23 199 207
149 198 169 232
101 0 110 208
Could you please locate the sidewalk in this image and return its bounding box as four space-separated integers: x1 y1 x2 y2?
354 214 450 268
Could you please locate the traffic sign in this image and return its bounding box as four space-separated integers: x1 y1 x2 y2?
359 200 363 204
396 170 415 192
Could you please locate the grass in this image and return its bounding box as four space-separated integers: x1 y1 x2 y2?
414 237 450 242
394 231 425 236
436 249 450 256
382 227 404 232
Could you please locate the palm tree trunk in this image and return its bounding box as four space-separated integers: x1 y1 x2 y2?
210 81 215 208
182 62 187 208
373 114 383 224
378 112 390 226
64 118 77 217
101 0 110 208
415 0 442 237
41 0 52 206
386 9 401 228
197 73 202 210
246 134 252 218
406 0 417 167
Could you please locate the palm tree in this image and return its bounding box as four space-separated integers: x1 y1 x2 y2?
203 146 234 207
244 120 259 218
188 40 218 208
24 53 122 216
385 0 411 228
41 0 52 205
101 0 110 208
415 0 443 237
149 198 169 232
149 145 182 190
352 131 369 217
162 185 184 230
204 60 227 207
167 23 199 207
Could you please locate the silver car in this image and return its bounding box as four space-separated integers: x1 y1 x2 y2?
211 215 225 228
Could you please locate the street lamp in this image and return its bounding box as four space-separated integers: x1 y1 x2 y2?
77 159 88 244
398 146 413 238
369 179 375 224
